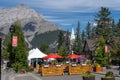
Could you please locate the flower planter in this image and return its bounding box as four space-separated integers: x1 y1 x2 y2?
96 66 103 72
20 69 26 74
82 76 95 80
101 71 115 80
101 77 115 80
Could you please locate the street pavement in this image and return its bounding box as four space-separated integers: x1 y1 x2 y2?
1 66 120 80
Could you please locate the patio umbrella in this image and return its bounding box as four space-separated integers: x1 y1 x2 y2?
77 56 87 60
43 53 63 59
67 54 81 59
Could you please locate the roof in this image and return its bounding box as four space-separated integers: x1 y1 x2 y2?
28 48 47 60
84 38 98 51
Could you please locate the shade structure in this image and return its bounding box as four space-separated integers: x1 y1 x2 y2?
76 56 87 60
67 54 81 59
43 53 63 59
28 48 47 66
28 48 47 60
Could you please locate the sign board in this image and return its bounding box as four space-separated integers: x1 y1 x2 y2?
12 36 18 47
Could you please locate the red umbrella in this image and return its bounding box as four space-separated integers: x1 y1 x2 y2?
67 54 81 59
43 53 63 59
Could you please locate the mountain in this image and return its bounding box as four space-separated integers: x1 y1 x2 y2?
31 30 67 52
31 30 60 48
0 4 61 48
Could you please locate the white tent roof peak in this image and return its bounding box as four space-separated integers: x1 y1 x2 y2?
28 48 47 60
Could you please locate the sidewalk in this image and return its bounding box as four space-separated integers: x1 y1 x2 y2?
1 68 41 80
10 72 42 80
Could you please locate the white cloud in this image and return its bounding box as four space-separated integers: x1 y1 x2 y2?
47 19 64 22
2 0 119 12
29 0 120 12
60 23 71 26
44 16 58 19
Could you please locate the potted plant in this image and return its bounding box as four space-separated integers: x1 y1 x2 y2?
101 71 115 80
95 63 103 72
82 71 95 80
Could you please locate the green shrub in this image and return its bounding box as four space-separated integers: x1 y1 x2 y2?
12 62 29 73
82 71 94 77
105 71 114 78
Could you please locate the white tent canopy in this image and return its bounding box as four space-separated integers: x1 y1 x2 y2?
28 48 47 60
28 48 47 66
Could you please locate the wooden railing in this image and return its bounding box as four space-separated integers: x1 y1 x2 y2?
68 64 93 75
41 65 64 76
36 64 93 76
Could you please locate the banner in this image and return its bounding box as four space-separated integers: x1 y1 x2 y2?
104 45 108 53
12 36 18 47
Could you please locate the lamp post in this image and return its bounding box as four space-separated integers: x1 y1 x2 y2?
105 39 110 67
0 37 2 74
9 24 15 67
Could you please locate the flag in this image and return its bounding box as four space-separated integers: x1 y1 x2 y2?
104 45 108 53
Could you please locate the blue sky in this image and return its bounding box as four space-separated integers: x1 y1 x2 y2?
0 0 120 32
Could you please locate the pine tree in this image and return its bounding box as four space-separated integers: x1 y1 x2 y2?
116 19 120 36
73 21 82 54
57 31 64 50
95 7 112 40
110 19 116 36
4 20 29 72
94 36 109 66
58 45 66 62
40 43 49 54
111 19 120 64
91 27 96 39
65 30 70 54
86 22 91 39
81 30 85 43
2 34 11 59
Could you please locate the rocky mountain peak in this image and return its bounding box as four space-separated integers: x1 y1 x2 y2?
0 5 61 46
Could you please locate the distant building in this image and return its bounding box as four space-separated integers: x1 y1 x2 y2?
83 39 98 61
69 28 76 53
70 28 75 41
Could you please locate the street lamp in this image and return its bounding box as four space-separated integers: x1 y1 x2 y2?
9 24 15 33
0 37 2 74
9 24 15 67
105 39 111 68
